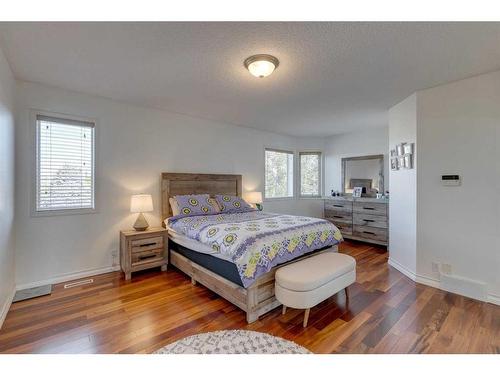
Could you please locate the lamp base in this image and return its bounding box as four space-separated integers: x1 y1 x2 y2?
133 212 149 231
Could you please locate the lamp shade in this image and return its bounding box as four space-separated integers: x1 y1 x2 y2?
130 194 153 213
244 191 263 204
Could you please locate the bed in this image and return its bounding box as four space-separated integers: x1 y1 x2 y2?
161 172 342 323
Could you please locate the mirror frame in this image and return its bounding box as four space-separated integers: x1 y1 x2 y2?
341 154 385 196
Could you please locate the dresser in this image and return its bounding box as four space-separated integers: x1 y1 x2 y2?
324 197 388 246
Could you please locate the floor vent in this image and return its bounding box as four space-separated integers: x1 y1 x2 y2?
13 285 52 302
64 278 94 289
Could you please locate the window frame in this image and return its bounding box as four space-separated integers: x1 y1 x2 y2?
298 151 323 198
31 110 98 217
263 147 295 200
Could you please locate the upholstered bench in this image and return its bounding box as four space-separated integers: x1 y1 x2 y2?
275 251 356 327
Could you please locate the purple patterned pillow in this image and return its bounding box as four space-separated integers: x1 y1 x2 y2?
214 195 255 213
173 194 217 218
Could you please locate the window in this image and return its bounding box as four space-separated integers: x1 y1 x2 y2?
299 152 322 197
35 113 95 214
265 149 294 198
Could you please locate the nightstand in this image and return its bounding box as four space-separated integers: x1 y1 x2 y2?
120 227 168 280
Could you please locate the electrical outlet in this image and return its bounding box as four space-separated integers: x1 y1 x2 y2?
431 262 439 273
441 263 452 275
111 249 119 266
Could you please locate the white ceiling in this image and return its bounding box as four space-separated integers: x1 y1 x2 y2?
1 22 500 137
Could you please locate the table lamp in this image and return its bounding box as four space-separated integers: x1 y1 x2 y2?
130 194 153 231
245 191 263 211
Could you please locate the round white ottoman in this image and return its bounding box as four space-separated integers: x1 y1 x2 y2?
275 252 356 327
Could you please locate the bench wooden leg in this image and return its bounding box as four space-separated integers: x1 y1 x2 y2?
282 305 287 315
303 308 310 328
345 287 349 300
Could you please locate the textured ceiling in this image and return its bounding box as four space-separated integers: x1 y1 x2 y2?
1 22 500 136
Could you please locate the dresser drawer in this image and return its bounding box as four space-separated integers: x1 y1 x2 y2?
131 236 164 253
353 226 387 242
324 210 352 224
324 201 352 213
353 202 387 216
353 213 388 229
132 248 164 265
327 220 352 235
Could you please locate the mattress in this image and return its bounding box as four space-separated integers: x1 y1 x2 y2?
167 226 232 262
168 240 244 287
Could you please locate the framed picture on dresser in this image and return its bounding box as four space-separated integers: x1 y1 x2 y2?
352 186 363 198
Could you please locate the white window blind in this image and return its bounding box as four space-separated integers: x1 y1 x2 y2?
35 114 95 213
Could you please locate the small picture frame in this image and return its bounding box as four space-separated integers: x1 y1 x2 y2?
352 186 363 198
404 154 413 169
391 157 399 171
396 143 404 156
398 156 405 169
403 143 414 155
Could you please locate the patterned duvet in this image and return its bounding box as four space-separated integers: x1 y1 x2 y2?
168 210 343 287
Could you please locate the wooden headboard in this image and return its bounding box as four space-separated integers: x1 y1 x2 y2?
161 173 242 225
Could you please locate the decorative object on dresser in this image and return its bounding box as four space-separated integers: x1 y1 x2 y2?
244 191 263 210
130 194 154 231
324 196 388 246
120 227 168 280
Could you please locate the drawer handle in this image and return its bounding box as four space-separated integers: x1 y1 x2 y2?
139 242 157 247
333 204 344 208
333 215 344 218
363 207 375 210
364 219 375 222
138 254 157 260
363 231 376 235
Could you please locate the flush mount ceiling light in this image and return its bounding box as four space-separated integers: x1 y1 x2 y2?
244 54 279 78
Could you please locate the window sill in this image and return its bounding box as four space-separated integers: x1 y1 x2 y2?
263 197 295 202
31 207 98 218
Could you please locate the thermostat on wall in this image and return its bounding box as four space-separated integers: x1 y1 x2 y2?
441 174 461 186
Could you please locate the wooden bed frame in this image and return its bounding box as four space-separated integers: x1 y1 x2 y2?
161 172 337 323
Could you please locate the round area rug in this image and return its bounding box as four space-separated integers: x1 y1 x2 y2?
154 330 311 354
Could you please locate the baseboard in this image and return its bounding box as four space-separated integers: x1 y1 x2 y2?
388 257 416 281
389 257 499 306
487 293 500 306
16 265 121 291
0 286 16 330
415 274 441 289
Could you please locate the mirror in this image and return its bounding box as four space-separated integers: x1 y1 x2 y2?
341 155 384 197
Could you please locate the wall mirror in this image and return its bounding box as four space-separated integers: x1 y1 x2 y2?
341 155 384 197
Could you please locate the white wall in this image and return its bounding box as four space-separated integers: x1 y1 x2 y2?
324 127 389 194
388 94 417 276
14 81 324 288
417 71 500 301
388 71 500 304
0 47 16 327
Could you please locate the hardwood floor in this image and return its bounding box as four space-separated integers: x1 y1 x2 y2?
0 240 498 354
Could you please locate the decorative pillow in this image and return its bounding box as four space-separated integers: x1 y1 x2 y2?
173 194 218 218
170 197 220 216
214 195 255 213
